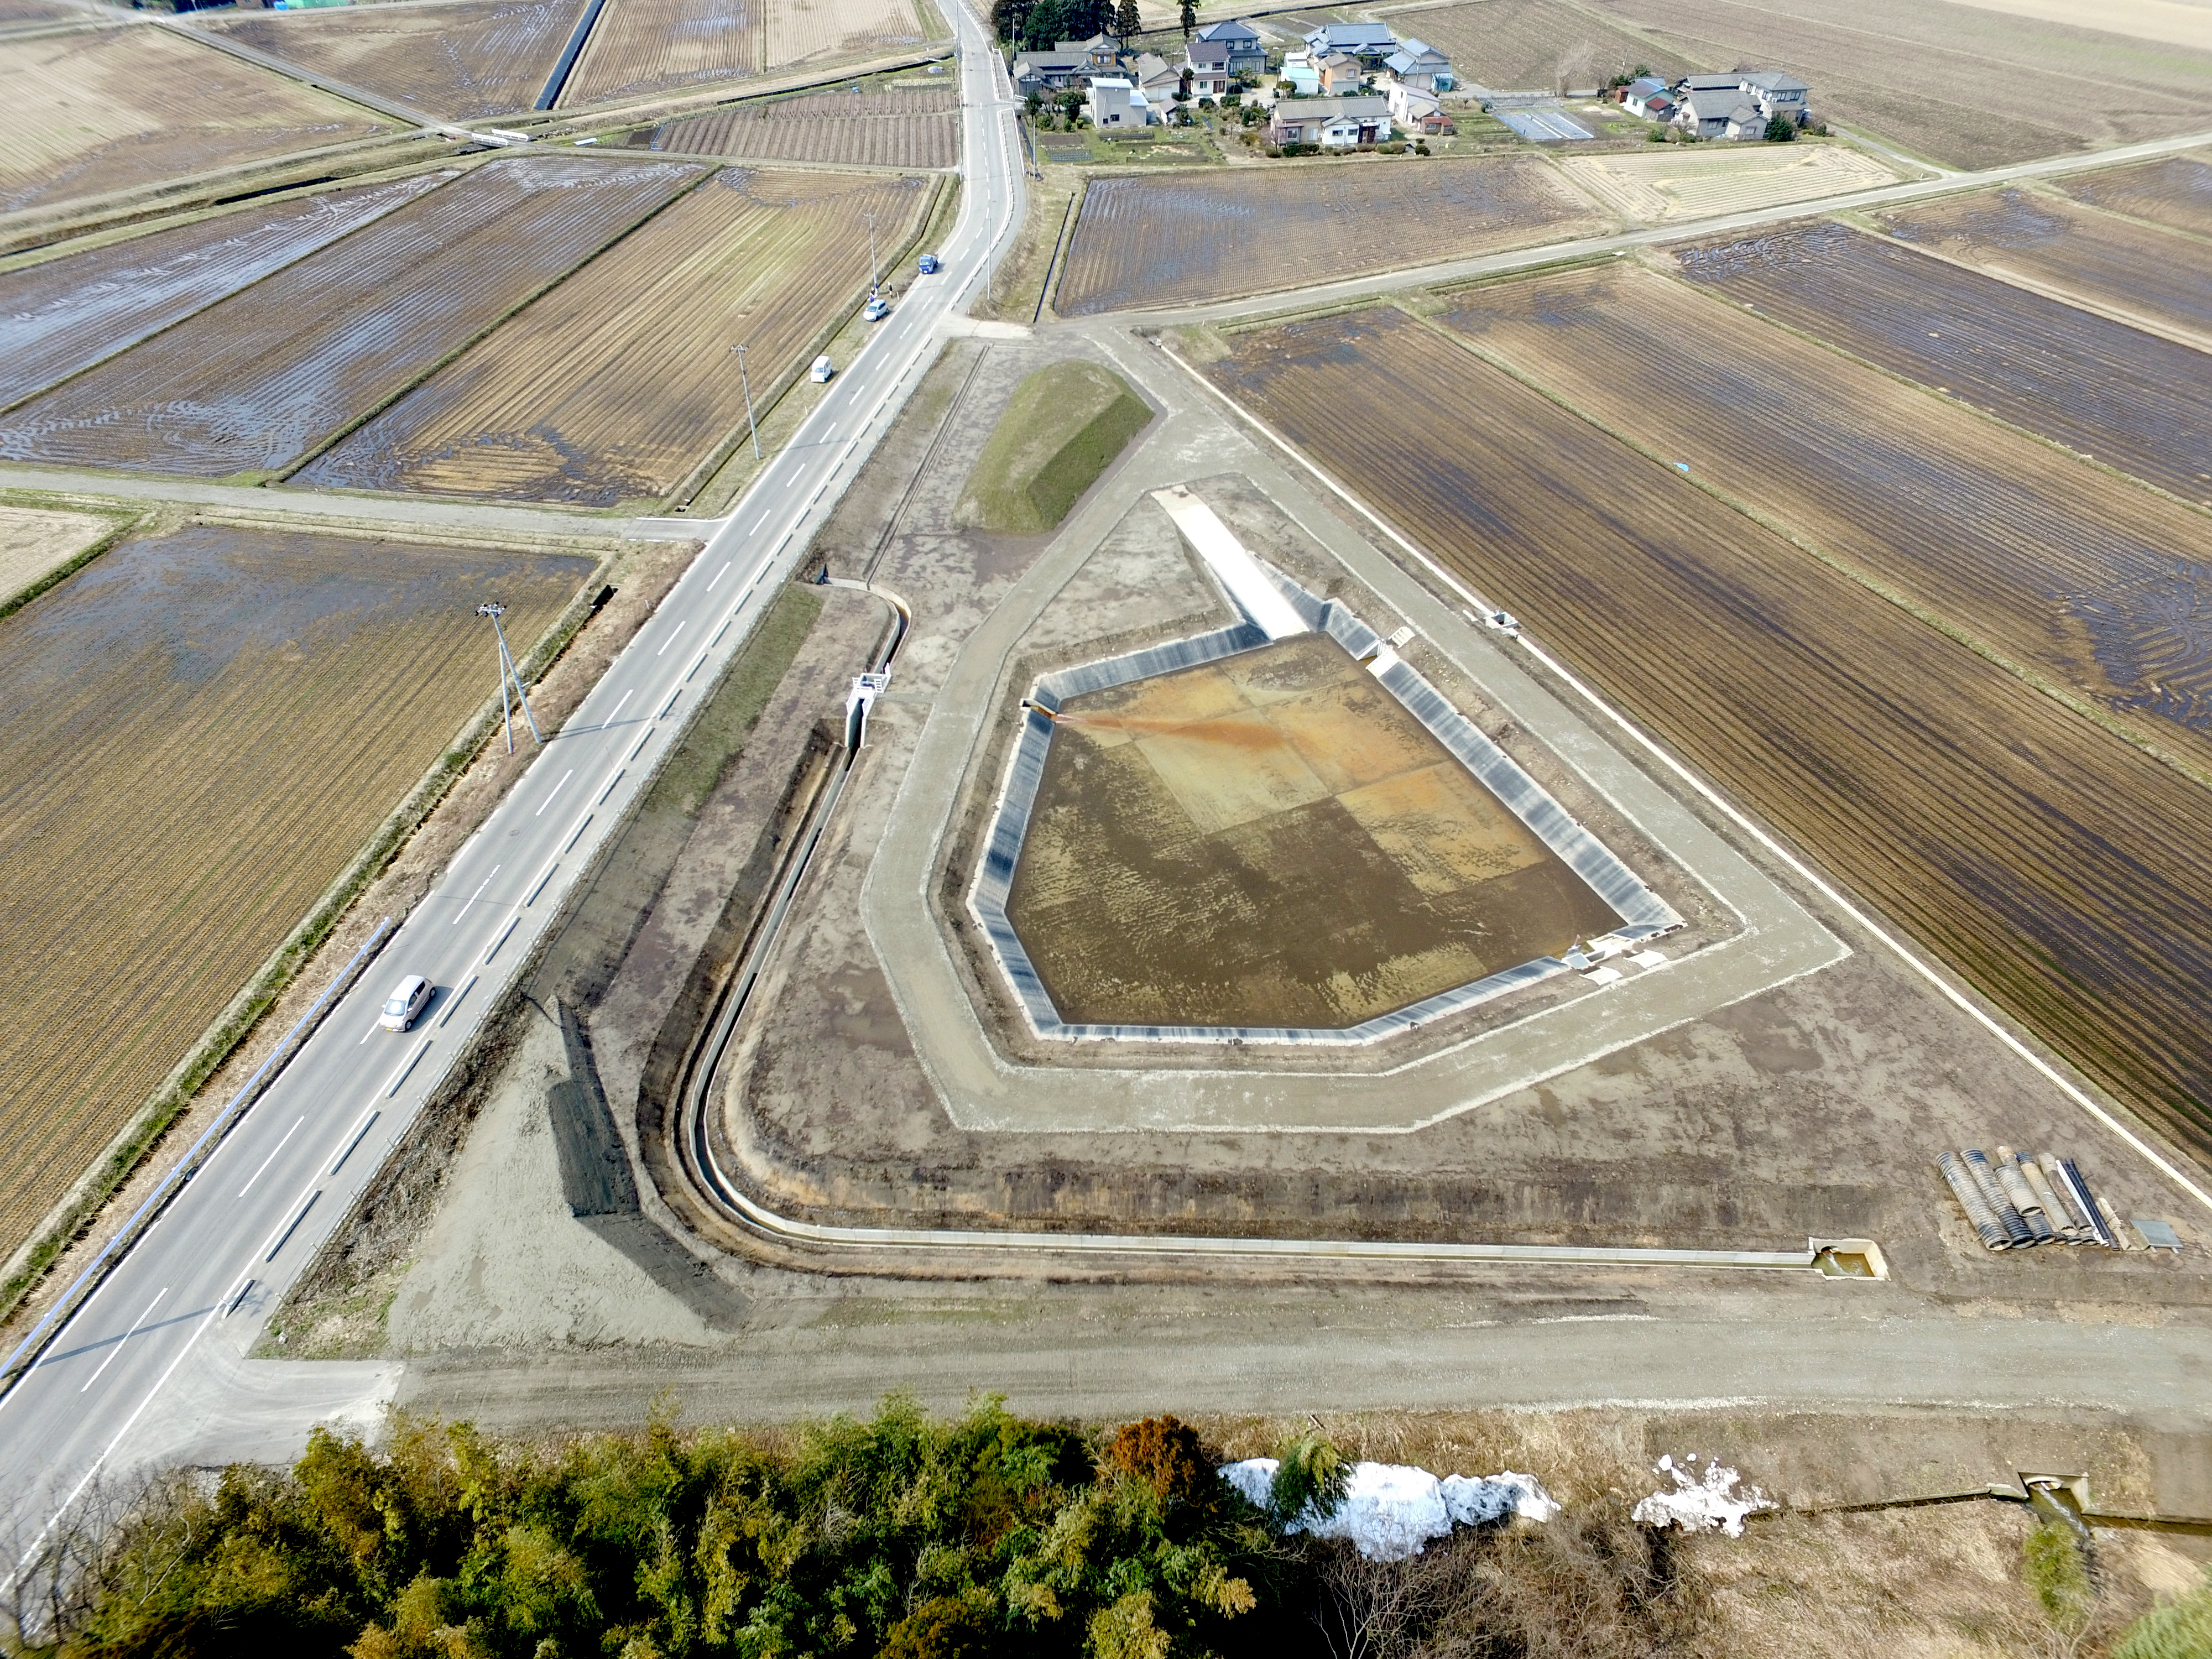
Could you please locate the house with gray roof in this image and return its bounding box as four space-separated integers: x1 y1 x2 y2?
1381 36 1452 91
1194 18 1267 76
1270 91 1390 147
1301 20 1397 62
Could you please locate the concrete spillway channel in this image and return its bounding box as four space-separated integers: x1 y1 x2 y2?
537 0 614 110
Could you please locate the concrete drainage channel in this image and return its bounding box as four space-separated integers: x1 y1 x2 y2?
657 591 1886 1281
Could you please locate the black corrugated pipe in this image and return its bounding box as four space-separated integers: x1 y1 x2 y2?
1966 1149 2035 1246
1939 1151 2007 1250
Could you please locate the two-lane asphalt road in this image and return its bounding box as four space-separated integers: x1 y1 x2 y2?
0 0 1022 1569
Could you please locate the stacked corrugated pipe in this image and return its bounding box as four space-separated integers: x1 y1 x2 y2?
1938 1146 2118 1249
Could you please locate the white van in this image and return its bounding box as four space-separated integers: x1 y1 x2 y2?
810 355 835 383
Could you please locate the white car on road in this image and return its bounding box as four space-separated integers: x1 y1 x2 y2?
379 974 432 1031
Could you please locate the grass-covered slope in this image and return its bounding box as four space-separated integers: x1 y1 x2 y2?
957 359 1151 533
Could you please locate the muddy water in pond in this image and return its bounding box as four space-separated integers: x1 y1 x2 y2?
1005 633 1621 1029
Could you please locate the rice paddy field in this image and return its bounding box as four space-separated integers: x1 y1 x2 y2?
211 0 588 119
1560 143 1898 225
763 0 930 70
2054 150 2212 238
1876 187 2212 342
650 86 958 167
299 168 926 504
558 0 757 106
1206 302 2212 1156
0 524 589 1271
1671 221 2212 506
0 174 448 413
1056 159 1601 316
0 156 700 480
2 24 392 215
1382 0 1692 91
1575 0 2212 167
1439 263 2212 765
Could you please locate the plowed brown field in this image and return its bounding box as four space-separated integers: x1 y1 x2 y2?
1439 263 2212 763
560 0 757 105
0 173 447 412
1057 159 1600 316
211 0 587 119
2055 151 2212 237
764 0 928 70
0 156 697 479
1387 0 1691 92
653 87 957 167
0 525 589 1270
1208 304 2212 1157
2 25 390 215
1672 221 2212 505
299 169 930 504
1877 187 2212 341
1577 0 2212 166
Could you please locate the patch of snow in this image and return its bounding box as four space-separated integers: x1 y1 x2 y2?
1218 1459 1558 1561
1632 1459 1771 1537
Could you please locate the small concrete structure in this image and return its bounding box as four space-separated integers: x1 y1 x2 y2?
1087 76 1157 130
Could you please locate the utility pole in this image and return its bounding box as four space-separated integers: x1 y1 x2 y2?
864 210 880 294
477 602 540 753
731 343 761 461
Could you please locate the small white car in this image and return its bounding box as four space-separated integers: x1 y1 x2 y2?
810 354 836 383
863 294 890 321
379 975 432 1031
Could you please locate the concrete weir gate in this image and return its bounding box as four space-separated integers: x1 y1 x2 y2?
971 489 1680 1043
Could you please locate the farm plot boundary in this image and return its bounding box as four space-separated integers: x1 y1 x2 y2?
1427 264 2212 786
298 168 937 507
1874 187 2212 347
1055 158 1604 316
557 0 760 107
0 156 703 482
1670 220 2212 508
1 22 397 217
0 523 598 1299
1201 302 2212 1165
2054 152 2212 239
647 86 958 168
0 172 452 415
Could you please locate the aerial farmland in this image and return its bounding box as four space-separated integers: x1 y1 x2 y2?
2053 149 2212 236
650 83 959 167
301 168 936 504
1055 158 1600 315
2 23 391 215
0 523 587 1270
0 156 698 478
1672 221 2212 504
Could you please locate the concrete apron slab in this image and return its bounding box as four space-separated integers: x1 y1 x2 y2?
856 335 1848 1134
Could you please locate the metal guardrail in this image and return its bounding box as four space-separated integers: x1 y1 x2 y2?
0 918 395 1395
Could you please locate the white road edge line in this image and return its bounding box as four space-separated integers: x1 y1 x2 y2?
1163 341 2212 1219
78 1289 164 1394
236 1117 302 1198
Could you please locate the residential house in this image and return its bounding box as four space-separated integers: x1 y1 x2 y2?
1386 79 1452 134
1739 68 1809 123
1620 74 1674 119
1071 32 1125 71
1317 49 1362 93
1672 77 1765 139
1185 36 1234 97
1270 92 1390 146
1130 50 1181 102
1381 36 1452 92
1276 50 1322 95
1194 18 1267 77
1087 75 1157 130
1301 20 1396 62
1011 46 1089 98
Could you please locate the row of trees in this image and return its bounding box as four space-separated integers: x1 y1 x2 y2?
989 0 1194 51
29 1401 1714 1659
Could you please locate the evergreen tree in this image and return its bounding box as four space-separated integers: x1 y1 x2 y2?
1180 0 1195 35
1113 0 1140 40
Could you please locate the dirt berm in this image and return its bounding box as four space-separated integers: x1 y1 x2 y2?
955 359 1151 533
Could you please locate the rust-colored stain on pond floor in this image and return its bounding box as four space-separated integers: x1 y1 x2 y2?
1005 634 1620 1029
